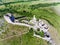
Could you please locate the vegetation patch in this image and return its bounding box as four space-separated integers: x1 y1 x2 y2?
0 30 48 45
35 30 44 37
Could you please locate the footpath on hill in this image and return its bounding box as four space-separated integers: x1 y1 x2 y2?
43 20 60 45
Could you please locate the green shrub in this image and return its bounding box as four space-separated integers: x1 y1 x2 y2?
35 30 44 37
26 28 33 37
29 28 33 35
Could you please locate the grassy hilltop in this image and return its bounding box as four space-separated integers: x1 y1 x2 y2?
0 0 60 45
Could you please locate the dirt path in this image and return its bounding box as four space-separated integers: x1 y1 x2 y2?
48 26 60 45
43 20 60 45
52 6 60 16
0 31 28 41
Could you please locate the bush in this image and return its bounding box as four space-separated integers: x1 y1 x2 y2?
26 28 33 37
35 30 44 37
29 28 33 32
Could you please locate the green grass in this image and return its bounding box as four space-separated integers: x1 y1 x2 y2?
0 23 48 45
0 2 60 45
0 30 48 45
35 30 44 37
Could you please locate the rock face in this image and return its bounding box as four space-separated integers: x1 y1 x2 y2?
30 15 49 32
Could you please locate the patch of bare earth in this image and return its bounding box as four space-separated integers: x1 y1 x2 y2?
43 20 60 45
49 26 60 45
